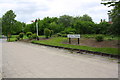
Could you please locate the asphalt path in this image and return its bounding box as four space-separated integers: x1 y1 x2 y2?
2 40 118 78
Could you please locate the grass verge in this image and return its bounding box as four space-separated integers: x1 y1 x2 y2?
32 37 119 55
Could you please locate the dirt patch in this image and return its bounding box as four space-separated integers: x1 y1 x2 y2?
63 38 119 48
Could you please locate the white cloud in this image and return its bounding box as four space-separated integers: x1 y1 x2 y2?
0 0 111 23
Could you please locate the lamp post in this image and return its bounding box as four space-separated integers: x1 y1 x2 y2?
31 18 40 40
35 19 38 36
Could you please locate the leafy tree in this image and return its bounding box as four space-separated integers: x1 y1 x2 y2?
74 14 93 22
49 22 64 33
58 15 74 27
12 21 23 34
101 0 120 35
73 20 95 34
81 14 93 22
2 10 16 41
64 27 76 34
97 21 111 34
24 23 36 34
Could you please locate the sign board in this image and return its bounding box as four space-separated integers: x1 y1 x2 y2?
67 34 80 38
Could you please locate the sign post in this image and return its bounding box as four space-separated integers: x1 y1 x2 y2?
69 38 71 44
67 34 80 44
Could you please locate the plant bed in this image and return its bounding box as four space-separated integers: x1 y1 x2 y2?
62 38 119 48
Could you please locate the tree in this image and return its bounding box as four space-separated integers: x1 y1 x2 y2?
74 14 93 22
24 23 36 34
81 14 93 22
101 0 120 35
12 21 23 34
49 22 64 33
58 15 74 27
96 22 111 34
2 10 16 41
73 20 95 34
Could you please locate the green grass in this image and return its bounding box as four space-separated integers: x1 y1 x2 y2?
32 37 119 55
81 34 120 40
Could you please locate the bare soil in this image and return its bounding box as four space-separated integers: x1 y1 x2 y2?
63 38 119 48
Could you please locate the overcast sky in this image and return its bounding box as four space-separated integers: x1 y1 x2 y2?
0 0 111 24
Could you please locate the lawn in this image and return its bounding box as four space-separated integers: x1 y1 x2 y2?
32 37 119 55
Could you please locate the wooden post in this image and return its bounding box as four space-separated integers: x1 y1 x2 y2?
78 38 79 44
69 38 71 44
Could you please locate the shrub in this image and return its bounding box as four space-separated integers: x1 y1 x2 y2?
32 33 38 39
28 35 33 40
44 28 50 38
61 34 67 37
16 35 20 41
26 32 32 37
50 30 54 37
95 35 104 42
19 32 24 39
57 33 62 37
69 32 74 34
64 27 76 34
60 31 66 34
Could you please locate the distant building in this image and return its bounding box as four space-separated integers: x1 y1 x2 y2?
108 13 113 24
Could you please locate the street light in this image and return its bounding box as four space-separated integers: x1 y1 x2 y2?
35 19 38 36
31 18 40 40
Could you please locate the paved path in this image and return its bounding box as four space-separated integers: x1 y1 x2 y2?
2 40 118 78
0 39 2 79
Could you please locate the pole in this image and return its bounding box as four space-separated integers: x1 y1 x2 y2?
69 38 71 44
78 38 79 44
36 21 38 36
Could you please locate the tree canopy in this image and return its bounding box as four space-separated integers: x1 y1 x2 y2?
101 0 120 35
2 9 119 37
2 10 16 40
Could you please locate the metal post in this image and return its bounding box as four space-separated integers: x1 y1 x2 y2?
69 38 71 44
36 21 38 36
78 38 79 44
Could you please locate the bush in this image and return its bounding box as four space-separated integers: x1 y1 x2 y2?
26 32 32 37
32 33 38 39
61 34 67 37
19 32 24 39
28 35 33 40
60 31 66 34
95 35 104 42
57 33 62 37
69 32 74 34
44 28 50 38
50 30 54 37
16 35 20 41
